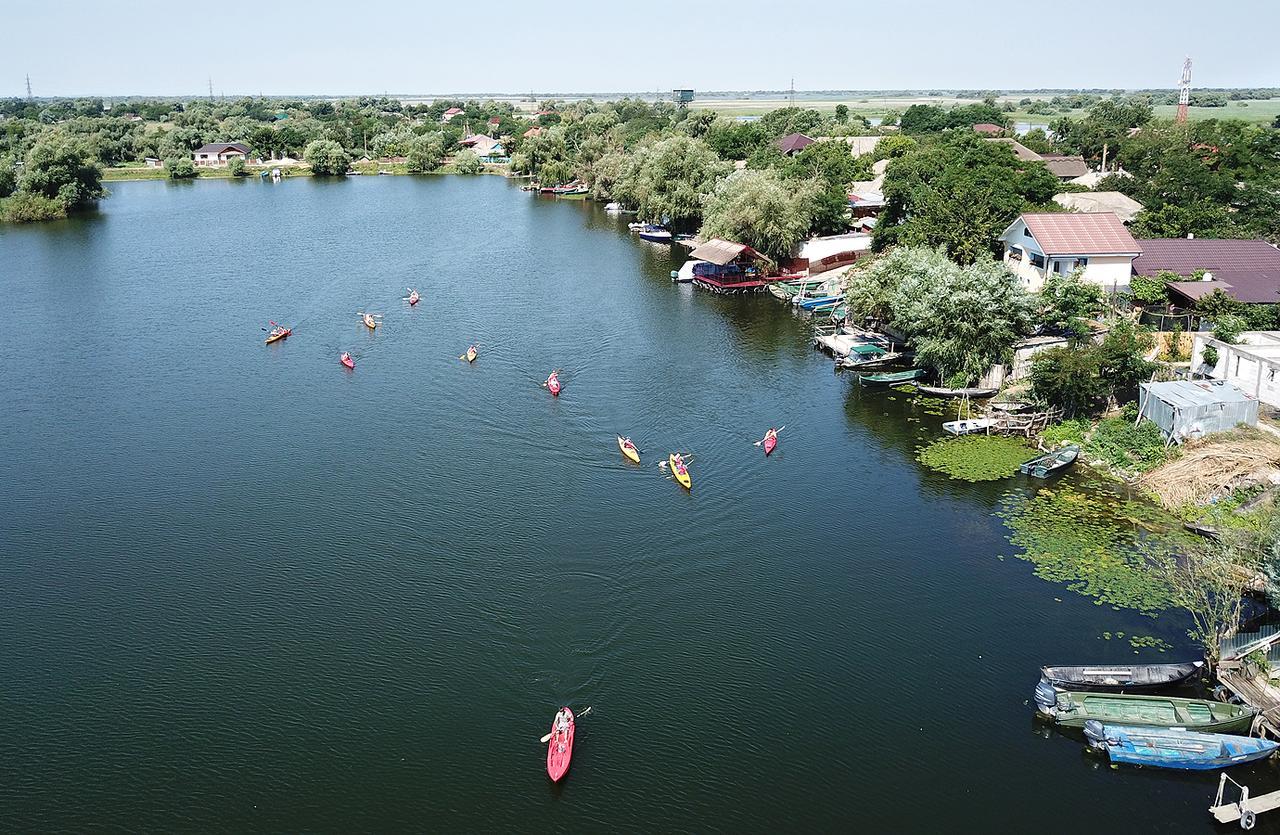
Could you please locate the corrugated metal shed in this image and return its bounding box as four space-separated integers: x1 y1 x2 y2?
1137 380 1258 443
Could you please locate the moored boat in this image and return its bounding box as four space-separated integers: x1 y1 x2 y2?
858 369 926 386
1034 681 1256 733
1084 721 1278 770
795 295 842 311
618 435 640 463
637 225 673 243
546 707 575 782
840 344 903 369
1020 445 1080 478
942 417 995 436
1040 661 1204 692
916 385 998 399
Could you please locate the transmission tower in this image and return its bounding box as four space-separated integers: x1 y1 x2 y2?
1176 57 1192 124
789 78 795 108
26 73 33 100
208 76 214 101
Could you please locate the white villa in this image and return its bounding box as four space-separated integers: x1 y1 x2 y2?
1000 212 1142 293
192 142 252 167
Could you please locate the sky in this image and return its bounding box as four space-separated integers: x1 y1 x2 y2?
5 0 1279 97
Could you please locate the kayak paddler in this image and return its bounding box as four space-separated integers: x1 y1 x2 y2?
555 708 571 735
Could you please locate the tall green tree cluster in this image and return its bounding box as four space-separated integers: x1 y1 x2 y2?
873 132 1059 263
845 246 1035 385
0 133 104 222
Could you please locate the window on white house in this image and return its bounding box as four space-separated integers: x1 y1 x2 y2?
1076 257 1089 268
1030 253 1045 269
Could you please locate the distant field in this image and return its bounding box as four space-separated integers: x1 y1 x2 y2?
690 96 1280 126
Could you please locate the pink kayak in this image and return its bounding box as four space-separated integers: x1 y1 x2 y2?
547 375 561 396
763 435 778 455
340 352 355 369
546 707 575 782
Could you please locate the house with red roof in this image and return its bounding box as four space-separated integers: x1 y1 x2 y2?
776 133 815 156
523 126 543 139
441 107 464 123
1132 238 1280 307
1000 212 1142 293
972 123 1005 135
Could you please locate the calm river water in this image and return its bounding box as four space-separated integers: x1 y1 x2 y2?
0 176 1264 831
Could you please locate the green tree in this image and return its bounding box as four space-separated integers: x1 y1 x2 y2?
165 156 197 179
846 246 1034 384
1096 319 1155 404
453 149 483 174
226 157 246 177
0 153 16 197
1130 201 1243 239
874 132 1059 263
1038 270 1105 334
18 134 104 208
1130 270 1179 305
406 132 446 173
303 139 351 175
698 170 816 260
834 104 849 123
1030 346 1108 416
611 135 730 228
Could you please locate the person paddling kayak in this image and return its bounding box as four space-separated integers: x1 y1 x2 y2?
340 351 355 369
546 707 575 782
543 371 561 396
755 426 784 456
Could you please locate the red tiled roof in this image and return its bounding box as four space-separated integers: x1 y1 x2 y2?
1135 238 1280 303
972 123 1004 134
1020 212 1141 255
523 126 542 138
777 133 815 154
443 107 463 115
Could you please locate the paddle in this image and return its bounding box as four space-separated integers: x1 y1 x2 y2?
753 425 786 446
539 706 592 743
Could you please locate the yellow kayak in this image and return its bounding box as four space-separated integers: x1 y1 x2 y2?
363 314 377 330
618 436 640 464
669 454 691 490
264 327 291 344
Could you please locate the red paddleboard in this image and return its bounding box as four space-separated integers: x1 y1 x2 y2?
764 435 778 456
547 376 561 396
546 707 575 782
340 352 355 369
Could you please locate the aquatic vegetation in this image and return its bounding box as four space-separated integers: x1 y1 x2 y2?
917 435 1032 482
998 483 1188 615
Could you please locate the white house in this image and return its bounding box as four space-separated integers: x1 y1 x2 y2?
192 142 251 167
1000 212 1142 293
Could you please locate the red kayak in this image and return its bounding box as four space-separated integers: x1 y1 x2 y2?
546 707 575 782
547 374 561 396
764 435 778 455
340 352 355 369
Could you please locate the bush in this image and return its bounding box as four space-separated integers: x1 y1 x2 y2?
227 157 246 177
0 191 68 222
1085 417 1171 474
1202 345 1220 368
452 149 483 174
1212 314 1247 345
303 139 351 176
1030 346 1108 417
1130 271 1176 306
165 157 197 179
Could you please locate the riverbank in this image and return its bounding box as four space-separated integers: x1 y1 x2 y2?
101 159 509 181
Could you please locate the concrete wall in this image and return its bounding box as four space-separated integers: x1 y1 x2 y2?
1192 332 1280 408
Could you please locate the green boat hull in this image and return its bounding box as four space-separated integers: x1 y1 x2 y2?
1040 688 1256 734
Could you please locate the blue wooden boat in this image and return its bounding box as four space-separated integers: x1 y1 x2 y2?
1085 721 1278 770
796 295 842 311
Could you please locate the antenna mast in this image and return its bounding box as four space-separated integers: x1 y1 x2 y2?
789 78 795 109
26 73 33 100
1176 57 1192 124
208 76 214 102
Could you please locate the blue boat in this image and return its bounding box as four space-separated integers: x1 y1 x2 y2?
796 295 842 311
1085 721 1279 771
637 225 673 243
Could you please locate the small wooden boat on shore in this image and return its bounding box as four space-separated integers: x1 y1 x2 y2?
916 385 998 399
858 369 926 386
1020 445 1079 478
942 417 995 436
1040 661 1204 692
1034 681 1255 733
1085 722 1278 770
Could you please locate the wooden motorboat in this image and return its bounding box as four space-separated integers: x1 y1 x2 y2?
1020 445 1079 478
1034 681 1254 733
1040 661 1204 693
1085 721 1277 770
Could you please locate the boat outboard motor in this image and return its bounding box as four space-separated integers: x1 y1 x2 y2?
1034 678 1059 716
1083 720 1107 749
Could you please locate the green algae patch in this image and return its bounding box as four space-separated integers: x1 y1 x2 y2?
997 483 1188 615
918 435 1032 482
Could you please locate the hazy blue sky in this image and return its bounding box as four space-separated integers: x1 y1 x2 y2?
5 0 1279 96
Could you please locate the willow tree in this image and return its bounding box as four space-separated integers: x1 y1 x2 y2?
845 246 1034 385
610 135 730 229
698 169 816 261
